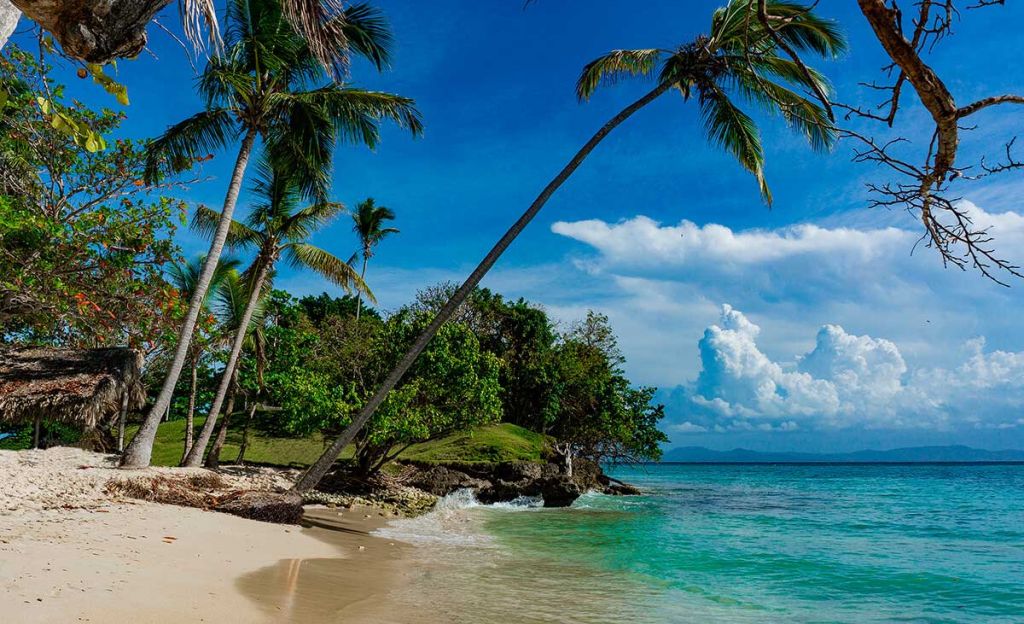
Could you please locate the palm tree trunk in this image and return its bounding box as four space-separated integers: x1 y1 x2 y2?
205 391 236 469
182 259 271 467
116 389 129 453
236 402 258 465
120 129 258 469
181 355 198 462
355 256 368 321
292 82 671 492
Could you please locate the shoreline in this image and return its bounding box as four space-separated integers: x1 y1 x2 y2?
0 447 419 623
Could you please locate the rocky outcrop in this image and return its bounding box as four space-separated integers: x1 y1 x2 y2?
404 465 491 496
398 459 639 508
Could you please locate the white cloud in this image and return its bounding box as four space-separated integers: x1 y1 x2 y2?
551 215 908 268
674 305 1024 435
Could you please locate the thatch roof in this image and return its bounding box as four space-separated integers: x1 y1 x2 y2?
0 347 145 428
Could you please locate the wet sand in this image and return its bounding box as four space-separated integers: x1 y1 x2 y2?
238 506 417 623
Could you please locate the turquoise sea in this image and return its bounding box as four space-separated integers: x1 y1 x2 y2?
376 463 1024 623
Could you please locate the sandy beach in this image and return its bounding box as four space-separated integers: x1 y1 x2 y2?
0 447 413 624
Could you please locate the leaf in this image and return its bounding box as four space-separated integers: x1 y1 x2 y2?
87 64 130 106
36 97 50 114
0 89 8 109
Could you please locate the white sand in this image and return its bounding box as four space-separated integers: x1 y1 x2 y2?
0 447 408 623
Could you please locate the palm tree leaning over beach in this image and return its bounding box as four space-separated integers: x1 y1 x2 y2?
121 0 422 468
350 198 398 322
166 255 240 461
182 160 372 467
293 0 847 491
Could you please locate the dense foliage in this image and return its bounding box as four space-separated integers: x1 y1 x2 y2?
0 46 184 348
241 286 665 473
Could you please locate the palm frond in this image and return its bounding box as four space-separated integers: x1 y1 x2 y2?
339 3 393 70
286 243 376 302
732 69 835 152
576 49 663 102
144 109 238 183
284 200 347 242
698 84 771 205
191 205 265 250
763 1 847 58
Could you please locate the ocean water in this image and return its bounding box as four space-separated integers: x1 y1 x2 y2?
374 464 1024 623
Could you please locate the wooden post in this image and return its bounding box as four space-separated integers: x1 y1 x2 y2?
117 390 129 453
32 415 41 449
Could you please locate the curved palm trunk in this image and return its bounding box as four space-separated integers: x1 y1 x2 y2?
121 129 258 468
182 259 271 467
181 355 198 462
355 256 368 321
204 391 236 469
292 82 671 492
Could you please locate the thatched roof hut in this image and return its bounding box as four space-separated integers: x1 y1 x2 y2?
0 347 145 429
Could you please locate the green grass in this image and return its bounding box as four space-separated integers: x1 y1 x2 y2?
400 423 552 464
13 419 550 468
137 417 335 468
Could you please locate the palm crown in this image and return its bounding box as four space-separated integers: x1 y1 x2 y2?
145 0 423 199
576 0 846 204
194 159 373 300
352 197 398 261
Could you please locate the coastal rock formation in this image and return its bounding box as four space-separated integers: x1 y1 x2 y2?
397 459 637 508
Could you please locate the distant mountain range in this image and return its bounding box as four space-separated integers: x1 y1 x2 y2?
662 445 1024 463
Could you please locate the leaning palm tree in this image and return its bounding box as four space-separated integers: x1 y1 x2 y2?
121 0 421 468
350 198 397 321
181 159 373 467
166 254 240 461
293 0 846 491
202 267 270 469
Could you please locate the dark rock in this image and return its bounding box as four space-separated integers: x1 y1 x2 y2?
494 462 543 482
215 491 304 524
604 483 642 496
540 476 582 507
405 466 490 496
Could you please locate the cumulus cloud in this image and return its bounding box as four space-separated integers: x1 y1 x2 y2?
675 305 1024 435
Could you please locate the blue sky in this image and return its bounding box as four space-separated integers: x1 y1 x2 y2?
11 1 1024 451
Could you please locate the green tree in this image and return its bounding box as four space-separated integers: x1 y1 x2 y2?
182 161 370 467
349 197 398 321
296 0 845 491
123 0 422 468
551 312 666 465
0 46 183 349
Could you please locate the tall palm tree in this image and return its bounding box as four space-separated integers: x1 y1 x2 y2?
293 0 846 491
350 197 397 321
202 266 270 469
166 254 240 461
181 159 373 467
121 0 422 468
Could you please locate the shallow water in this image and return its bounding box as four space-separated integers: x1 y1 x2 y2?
374 464 1024 623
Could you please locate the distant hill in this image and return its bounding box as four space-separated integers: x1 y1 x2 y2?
662 445 1024 463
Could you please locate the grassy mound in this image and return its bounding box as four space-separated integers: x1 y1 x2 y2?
400 423 551 464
